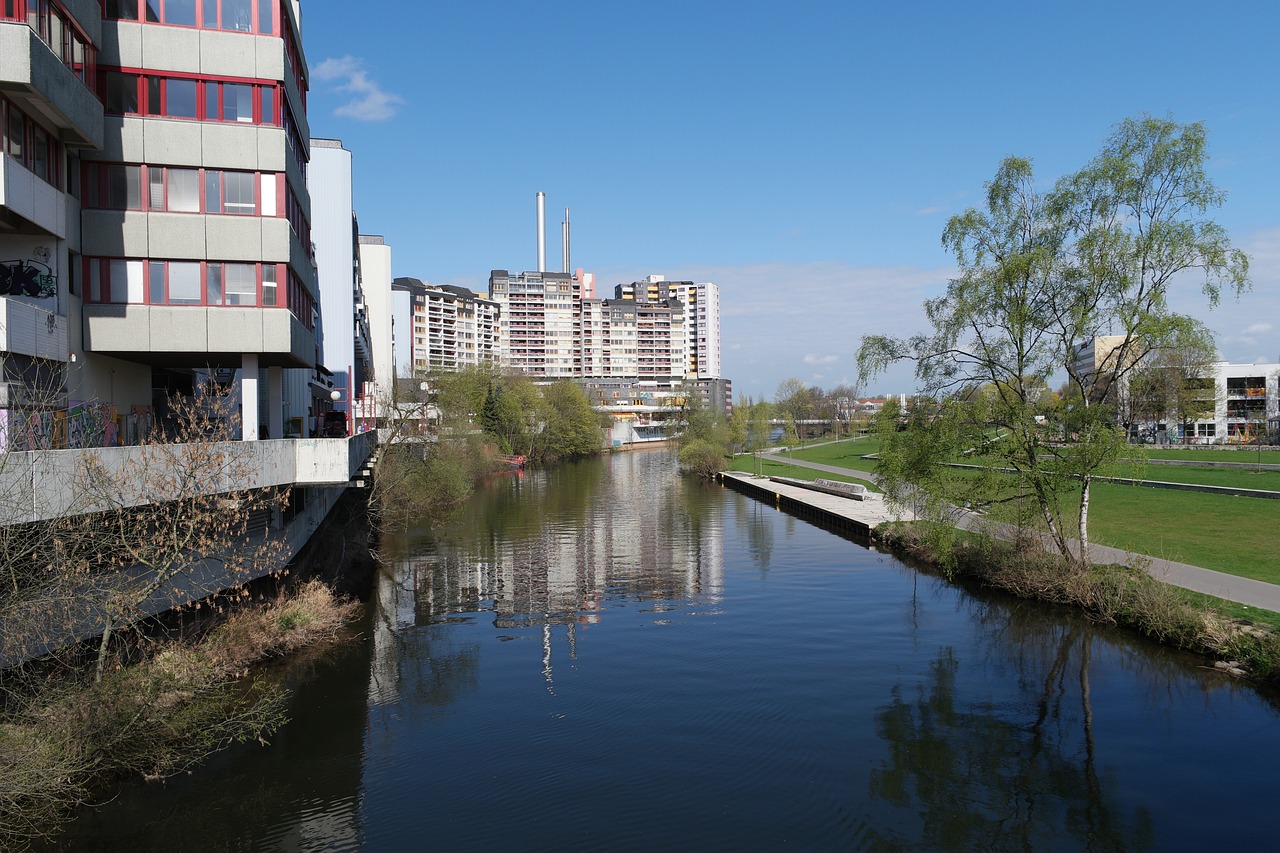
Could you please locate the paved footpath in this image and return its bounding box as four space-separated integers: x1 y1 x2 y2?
748 453 1280 613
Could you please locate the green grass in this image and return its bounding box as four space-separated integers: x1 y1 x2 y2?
1146 447 1280 464
1087 483 1280 584
758 436 1280 587
786 437 882 473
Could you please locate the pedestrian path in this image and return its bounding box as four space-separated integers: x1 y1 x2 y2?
738 454 1280 613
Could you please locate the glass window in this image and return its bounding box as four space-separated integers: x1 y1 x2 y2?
107 164 142 209
206 262 223 304
147 76 162 115
148 167 164 209
202 0 217 27
259 0 274 34
145 0 160 23
224 263 255 304
108 0 140 20
224 171 254 214
5 107 20 159
261 86 274 125
105 72 139 114
32 127 48 182
260 173 276 216
149 262 165 304
262 264 277 306
90 260 102 302
169 168 199 212
168 262 201 304
224 83 253 122
203 80 218 119
166 0 196 26
166 79 197 118
222 0 251 31
204 170 221 213
109 260 143 304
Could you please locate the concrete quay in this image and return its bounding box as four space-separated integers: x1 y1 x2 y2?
724 457 1280 614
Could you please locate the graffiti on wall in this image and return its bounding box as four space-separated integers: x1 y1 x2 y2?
0 246 57 299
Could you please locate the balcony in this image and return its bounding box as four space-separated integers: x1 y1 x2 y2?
0 21 103 149
0 431 377 526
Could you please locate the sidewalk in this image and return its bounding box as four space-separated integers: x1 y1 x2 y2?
759 453 1280 613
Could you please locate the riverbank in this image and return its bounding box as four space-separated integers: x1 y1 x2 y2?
720 468 1280 685
0 580 361 850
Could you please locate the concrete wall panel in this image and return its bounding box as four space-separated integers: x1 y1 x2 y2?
143 120 204 168
209 307 263 351
149 306 208 351
254 35 285 81
201 124 261 170
140 25 201 75
256 128 287 173
206 216 263 260
83 305 152 351
199 30 257 78
148 213 208 259
260 217 292 263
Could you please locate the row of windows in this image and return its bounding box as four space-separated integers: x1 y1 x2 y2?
100 70 277 124
1 96 62 187
82 162 280 216
1 1 97 88
86 257 280 307
103 0 276 36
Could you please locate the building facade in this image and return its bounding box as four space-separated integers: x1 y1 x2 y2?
615 275 720 379
1 0 320 447
488 268 582 378
391 276 499 376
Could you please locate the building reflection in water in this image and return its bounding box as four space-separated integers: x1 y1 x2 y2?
372 448 724 697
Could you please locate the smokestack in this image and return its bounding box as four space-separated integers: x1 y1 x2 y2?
536 192 546 272
562 208 571 274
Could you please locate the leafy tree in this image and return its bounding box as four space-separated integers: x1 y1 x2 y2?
534 381 603 463
859 116 1248 566
774 377 813 424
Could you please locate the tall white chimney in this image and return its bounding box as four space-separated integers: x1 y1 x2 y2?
562 208 571 274
536 191 546 272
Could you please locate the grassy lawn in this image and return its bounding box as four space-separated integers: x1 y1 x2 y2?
787 437 881 473
744 436 1280 587
1147 447 1280 464
729 454 879 492
1175 590 1280 632
1084 483 1280 584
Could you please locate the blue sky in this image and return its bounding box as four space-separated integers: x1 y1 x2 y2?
300 0 1280 399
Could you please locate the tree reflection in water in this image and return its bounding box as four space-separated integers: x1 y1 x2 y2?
869 625 1156 851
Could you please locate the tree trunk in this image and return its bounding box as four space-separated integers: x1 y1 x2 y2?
94 617 114 685
1078 474 1092 567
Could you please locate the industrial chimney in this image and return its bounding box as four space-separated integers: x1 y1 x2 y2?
562 208 571 273
536 191 546 272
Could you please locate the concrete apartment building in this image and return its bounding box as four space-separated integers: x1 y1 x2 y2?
616 275 720 380
390 276 499 376
488 268 585 378
0 4 379 648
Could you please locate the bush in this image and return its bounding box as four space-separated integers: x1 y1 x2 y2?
679 439 728 479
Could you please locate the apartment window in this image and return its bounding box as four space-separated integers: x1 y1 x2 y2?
107 164 142 209
205 170 254 214
104 71 139 114
106 0 274 34
262 264 277 306
169 167 200 211
103 71 277 125
168 261 201 304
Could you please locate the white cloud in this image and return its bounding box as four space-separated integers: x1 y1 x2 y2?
313 56 403 122
1244 322 1273 336
803 354 839 365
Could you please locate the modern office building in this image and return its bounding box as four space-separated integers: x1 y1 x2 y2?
391 276 500 375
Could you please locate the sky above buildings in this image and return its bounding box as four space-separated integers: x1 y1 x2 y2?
300 0 1280 399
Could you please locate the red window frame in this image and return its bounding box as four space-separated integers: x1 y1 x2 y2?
85 258 297 315
98 68 279 126
101 0 277 35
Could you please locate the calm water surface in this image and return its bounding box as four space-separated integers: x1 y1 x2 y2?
56 448 1280 851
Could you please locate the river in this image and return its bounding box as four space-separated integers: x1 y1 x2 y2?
51 447 1280 851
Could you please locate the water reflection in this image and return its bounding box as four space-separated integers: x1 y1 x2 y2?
373 449 726 694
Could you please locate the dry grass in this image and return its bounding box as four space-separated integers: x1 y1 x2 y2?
876 521 1280 684
0 580 360 850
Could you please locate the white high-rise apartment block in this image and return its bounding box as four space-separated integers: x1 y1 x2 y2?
392 277 500 374
616 275 720 379
488 269 583 378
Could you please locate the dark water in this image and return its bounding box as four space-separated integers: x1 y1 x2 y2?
55 448 1280 851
